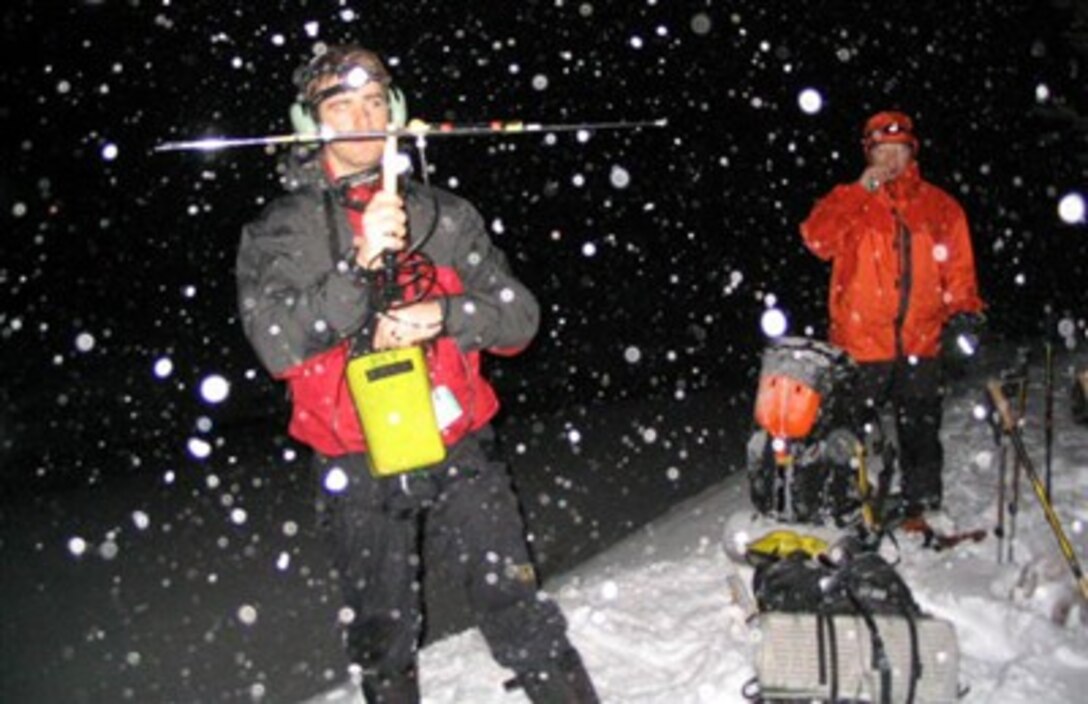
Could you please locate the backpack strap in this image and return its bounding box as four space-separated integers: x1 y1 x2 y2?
903 608 921 704
891 569 923 704
323 188 343 265
321 188 379 354
816 611 828 687
843 579 893 704
842 551 923 704
822 610 841 704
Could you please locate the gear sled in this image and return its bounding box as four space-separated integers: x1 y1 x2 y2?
747 337 868 524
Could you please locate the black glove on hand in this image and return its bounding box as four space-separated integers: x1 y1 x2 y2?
941 312 986 378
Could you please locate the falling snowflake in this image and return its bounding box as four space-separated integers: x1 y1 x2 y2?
199 374 230 404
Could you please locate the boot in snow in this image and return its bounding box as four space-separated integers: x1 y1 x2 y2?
360 666 420 704
513 648 599 704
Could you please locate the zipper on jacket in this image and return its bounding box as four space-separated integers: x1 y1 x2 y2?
892 209 913 361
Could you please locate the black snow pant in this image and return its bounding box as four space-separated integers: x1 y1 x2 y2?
853 357 945 513
312 428 577 695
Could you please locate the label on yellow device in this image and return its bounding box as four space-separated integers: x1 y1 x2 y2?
345 346 447 476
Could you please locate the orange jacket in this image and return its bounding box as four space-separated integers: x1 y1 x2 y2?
800 163 983 362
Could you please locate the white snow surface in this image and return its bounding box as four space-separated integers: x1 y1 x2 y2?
307 352 1088 703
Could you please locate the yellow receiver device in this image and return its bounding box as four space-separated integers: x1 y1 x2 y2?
345 346 447 476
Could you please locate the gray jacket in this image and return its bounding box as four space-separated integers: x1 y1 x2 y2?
235 154 540 454
236 155 540 377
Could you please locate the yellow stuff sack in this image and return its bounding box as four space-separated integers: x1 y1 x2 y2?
345 346 447 476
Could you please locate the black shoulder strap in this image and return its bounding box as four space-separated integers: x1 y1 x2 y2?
322 189 345 265
321 189 376 355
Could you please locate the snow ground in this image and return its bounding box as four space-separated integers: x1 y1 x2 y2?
0 373 744 703
3 344 1085 703
307 346 1088 703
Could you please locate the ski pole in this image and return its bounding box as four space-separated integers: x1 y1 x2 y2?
1006 377 1028 565
988 380 1088 603
1044 341 1054 502
152 118 668 153
985 379 1008 564
995 432 1007 564
998 359 1029 563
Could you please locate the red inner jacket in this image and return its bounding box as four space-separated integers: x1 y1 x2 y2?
275 181 507 457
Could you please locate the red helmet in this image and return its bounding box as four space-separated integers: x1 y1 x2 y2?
862 110 919 153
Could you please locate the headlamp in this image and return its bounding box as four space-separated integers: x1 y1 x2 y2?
308 63 380 111
867 122 906 141
870 122 905 137
344 65 371 89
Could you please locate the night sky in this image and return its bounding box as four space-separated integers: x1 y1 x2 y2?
2 0 1086 492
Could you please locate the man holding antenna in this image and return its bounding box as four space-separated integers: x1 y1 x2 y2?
236 44 597 703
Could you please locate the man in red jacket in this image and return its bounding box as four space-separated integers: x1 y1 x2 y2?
801 110 984 519
237 45 597 703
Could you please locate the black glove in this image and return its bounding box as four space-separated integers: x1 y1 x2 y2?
940 312 986 377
